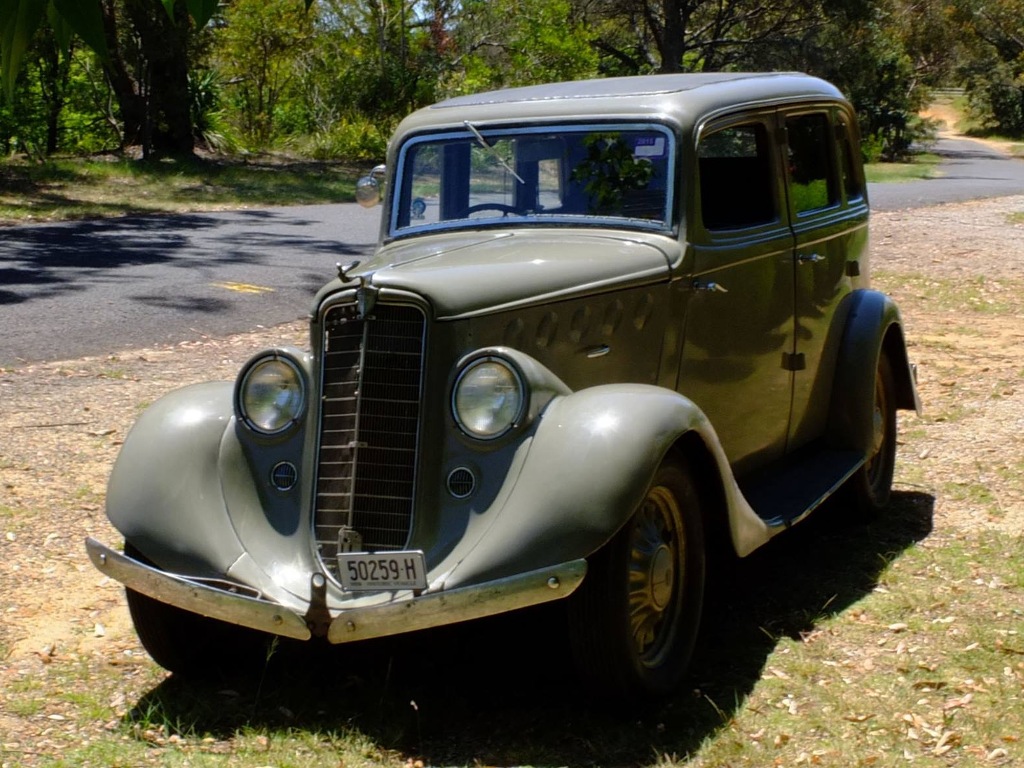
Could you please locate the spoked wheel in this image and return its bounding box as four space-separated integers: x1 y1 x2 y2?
567 456 706 701
846 354 897 515
124 543 275 678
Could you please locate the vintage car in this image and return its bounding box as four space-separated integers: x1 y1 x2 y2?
86 72 920 699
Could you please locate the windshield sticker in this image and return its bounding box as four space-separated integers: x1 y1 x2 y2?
634 136 666 159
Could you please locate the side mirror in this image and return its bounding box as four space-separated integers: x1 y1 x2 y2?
355 164 387 208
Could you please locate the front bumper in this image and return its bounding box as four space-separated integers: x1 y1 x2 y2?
85 538 587 643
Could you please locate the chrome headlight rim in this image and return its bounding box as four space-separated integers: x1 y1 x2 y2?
237 353 307 436
451 355 527 441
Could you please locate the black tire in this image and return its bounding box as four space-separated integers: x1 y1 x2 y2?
846 354 898 515
567 456 706 701
124 543 274 678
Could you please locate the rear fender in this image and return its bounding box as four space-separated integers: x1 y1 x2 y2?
828 290 921 453
441 383 768 587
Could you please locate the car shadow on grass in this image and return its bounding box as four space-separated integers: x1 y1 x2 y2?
126 490 934 765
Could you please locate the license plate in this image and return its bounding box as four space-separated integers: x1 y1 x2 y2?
338 551 427 591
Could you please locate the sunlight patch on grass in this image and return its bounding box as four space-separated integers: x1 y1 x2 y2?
865 153 943 183
0 156 360 225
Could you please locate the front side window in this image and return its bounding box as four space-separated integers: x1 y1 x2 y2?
392 124 675 237
698 122 777 231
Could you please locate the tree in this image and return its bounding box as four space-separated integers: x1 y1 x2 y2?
953 0 1024 135
446 0 598 94
101 0 193 154
0 0 306 156
580 0 840 74
214 0 315 147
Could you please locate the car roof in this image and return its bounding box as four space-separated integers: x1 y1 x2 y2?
392 73 848 139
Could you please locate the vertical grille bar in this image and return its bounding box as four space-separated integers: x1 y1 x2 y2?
314 302 425 579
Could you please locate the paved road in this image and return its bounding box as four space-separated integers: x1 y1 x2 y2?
0 205 381 367
1 136 1021 367
867 136 1024 210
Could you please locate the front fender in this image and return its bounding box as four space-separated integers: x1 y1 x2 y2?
105 381 245 576
441 383 756 587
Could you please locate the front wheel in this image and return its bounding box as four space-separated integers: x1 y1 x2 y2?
124 544 275 678
567 456 706 700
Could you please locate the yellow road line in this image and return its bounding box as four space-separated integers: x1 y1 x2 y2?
211 281 275 294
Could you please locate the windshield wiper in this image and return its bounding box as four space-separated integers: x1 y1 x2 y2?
464 121 525 184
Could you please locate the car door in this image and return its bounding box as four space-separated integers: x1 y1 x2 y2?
783 107 869 450
678 113 795 477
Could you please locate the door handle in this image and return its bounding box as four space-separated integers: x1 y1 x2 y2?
692 280 729 293
798 252 825 264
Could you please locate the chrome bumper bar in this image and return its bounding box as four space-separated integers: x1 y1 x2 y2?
85 538 587 643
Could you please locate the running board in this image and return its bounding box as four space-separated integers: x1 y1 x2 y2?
738 446 865 530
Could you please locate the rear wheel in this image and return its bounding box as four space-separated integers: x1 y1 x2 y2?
846 354 897 515
567 456 706 700
124 543 274 678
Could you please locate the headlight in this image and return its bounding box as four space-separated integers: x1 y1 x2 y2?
452 358 525 439
238 356 306 434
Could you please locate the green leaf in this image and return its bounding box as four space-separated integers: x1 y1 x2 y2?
185 0 220 28
0 0 47 101
50 0 108 60
157 0 221 29
46 4 74 55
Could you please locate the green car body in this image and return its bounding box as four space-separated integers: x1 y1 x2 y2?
87 72 919 698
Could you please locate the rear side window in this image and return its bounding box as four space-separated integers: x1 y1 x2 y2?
698 123 776 231
836 116 864 202
785 113 839 214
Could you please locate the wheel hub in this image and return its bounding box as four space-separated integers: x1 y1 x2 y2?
628 490 683 659
648 544 674 610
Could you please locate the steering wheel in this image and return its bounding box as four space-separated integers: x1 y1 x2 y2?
457 202 527 218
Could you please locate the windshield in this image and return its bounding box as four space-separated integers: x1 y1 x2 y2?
391 123 675 237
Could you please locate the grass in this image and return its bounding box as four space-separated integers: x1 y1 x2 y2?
865 153 943 183
873 271 1024 316
3 104 1022 765
2 500 1021 767
0 154 361 226
0 143 972 227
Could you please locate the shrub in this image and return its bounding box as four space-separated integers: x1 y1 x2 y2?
303 118 390 163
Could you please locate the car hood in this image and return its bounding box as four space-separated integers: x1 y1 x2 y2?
353 229 676 319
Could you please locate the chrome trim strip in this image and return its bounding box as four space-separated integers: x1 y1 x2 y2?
327 559 587 644
85 538 312 640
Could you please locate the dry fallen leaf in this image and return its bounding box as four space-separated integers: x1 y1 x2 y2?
843 713 876 723
943 693 974 711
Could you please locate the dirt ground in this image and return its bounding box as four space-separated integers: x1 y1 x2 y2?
1 192 1023 748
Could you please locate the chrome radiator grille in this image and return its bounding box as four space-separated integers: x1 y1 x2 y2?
313 302 425 577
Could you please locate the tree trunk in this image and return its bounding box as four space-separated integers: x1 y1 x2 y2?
101 0 194 157
100 0 145 148
125 0 194 155
35 28 68 155
656 0 687 73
